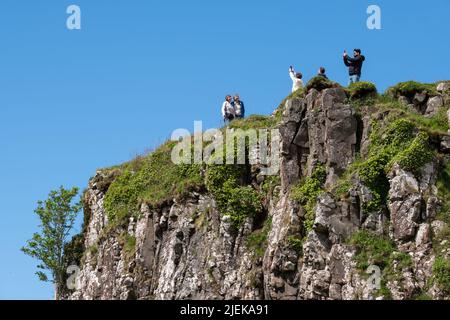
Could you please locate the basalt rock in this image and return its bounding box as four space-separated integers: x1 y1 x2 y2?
62 82 450 301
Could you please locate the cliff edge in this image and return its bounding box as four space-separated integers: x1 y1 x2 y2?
61 79 450 300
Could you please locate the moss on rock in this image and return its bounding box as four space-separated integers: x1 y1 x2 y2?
386 81 438 99
291 166 327 233
347 81 377 99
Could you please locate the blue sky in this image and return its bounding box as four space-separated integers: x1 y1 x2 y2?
0 0 449 299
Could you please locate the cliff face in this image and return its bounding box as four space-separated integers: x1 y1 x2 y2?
63 80 450 300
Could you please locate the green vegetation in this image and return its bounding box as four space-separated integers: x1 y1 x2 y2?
386 81 438 99
81 244 99 268
414 293 433 300
63 234 84 268
432 256 450 294
347 81 377 99
349 230 413 299
261 175 281 202
193 208 209 231
349 230 396 270
118 232 137 262
291 166 327 233
335 178 353 199
229 114 278 131
273 88 305 122
86 243 98 256
337 80 449 212
375 94 450 135
101 107 283 233
206 164 262 228
246 217 272 258
287 235 303 255
436 158 450 222
337 118 435 213
305 76 338 92
431 158 450 296
21 186 81 296
391 132 434 174
104 141 204 226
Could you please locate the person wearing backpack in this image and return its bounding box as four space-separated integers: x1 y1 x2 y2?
232 94 245 119
221 95 235 124
289 66 304 93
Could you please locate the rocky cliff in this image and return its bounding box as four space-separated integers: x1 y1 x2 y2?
61 79 450 300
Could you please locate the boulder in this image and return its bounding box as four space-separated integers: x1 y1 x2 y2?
436 82 449 92
415 224 431 247
388 166 421 241
425 96 444 116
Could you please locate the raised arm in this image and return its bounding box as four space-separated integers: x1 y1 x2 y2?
343 56 351 67
289 68 296 81
345 55 361 63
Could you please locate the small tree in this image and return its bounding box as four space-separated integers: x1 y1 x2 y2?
22 186 81 298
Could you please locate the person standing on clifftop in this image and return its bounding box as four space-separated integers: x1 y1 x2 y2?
232 94 245 119
289 66 304 93
343 49 365 85
221 95 235 124
317 67 328 79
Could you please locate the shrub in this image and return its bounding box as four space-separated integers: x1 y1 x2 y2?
63 234 84 267
287 235 303 255
351 119 434 213
375 94 450 134
246 217 272 258
349 230 395 270
305 76 337 92
386 81 437 99
347 81 377 99
291 166 327 232
432 256 450 294
206 164 262 228
390 132 434 175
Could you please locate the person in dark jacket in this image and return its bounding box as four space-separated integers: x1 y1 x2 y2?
343 49 365 85
317 67 328 79
232 94 245 119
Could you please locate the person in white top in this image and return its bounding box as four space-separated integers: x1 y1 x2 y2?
221 95 235 123
289 66 304 93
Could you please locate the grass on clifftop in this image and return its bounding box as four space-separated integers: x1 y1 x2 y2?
103 141 204 225
103 116 274 230
347 81 377 99
386 81 439 98
375 94 450 135
100 80 448 233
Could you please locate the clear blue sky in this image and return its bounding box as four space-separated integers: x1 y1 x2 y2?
0 0 449 299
